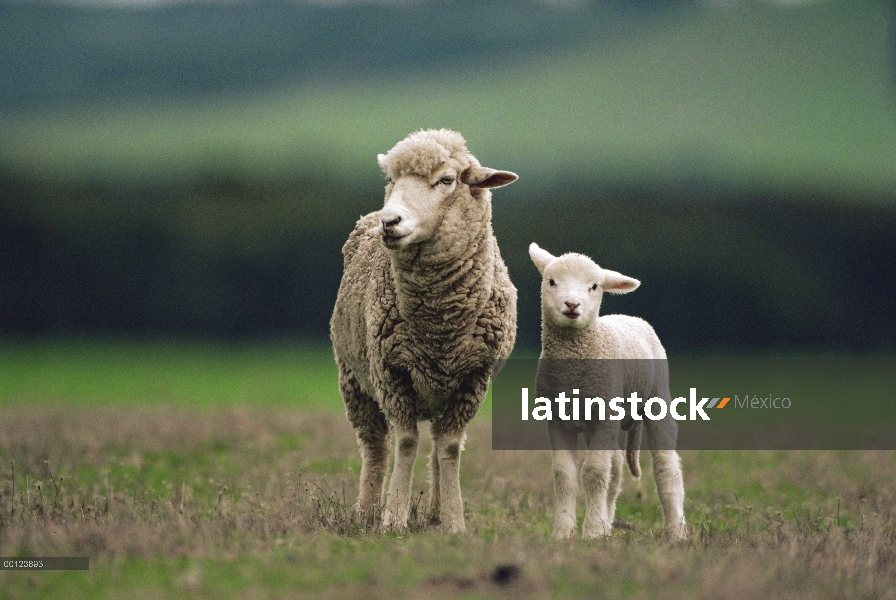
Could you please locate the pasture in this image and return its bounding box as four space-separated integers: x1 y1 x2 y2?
1 341 895 598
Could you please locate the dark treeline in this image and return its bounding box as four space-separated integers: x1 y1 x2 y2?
2 168 894 353
498 182 896 353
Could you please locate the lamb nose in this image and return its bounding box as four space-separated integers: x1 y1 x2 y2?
565 301 580 309
382 215 402 229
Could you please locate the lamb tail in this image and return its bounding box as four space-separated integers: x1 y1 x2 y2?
625 422 642 479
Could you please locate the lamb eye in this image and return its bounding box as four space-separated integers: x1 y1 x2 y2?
549 279 556 287
590 283 598 291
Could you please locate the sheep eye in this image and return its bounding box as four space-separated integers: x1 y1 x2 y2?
438 176 455 186
590 283 598 291
548 279 556 287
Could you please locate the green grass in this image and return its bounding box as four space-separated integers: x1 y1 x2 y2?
0 339 338 409
2 405 896 599
2 342 896 597
0 339 516 416
2 0 894 195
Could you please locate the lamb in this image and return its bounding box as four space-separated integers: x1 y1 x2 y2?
528 242 687 541
330 129 518 534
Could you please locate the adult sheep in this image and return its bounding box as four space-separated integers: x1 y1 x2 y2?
330 129 518 533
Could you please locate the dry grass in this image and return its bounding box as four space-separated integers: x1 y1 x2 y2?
2 407 896 599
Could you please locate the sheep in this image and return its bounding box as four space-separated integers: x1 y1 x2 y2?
528 242 687 541
330 129 518 534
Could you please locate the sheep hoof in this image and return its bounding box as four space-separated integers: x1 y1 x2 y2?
552 526 575 540
582 518 614 539
381 523 407 534
352 501 377 528
664 522 689 542
357 511 379 529
612 516 635 531
582 528 612 540
444 521 466 534
380 512 408 534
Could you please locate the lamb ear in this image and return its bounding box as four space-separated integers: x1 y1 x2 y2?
377 153 388 172
528 243 555 275
602 269 640 294
461 166 518 189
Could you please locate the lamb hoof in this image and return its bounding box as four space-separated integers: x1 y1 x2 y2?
582 519 613 539
665 522 688 542
552 526 575 540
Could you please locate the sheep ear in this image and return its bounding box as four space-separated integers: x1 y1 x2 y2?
377 154 388 171
602 270 640 294
528 243 555 274
461 166 518 189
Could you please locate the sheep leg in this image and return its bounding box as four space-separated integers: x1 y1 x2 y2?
549 421 579 540
581 425 623 538
430 424 467 533
581 450 614 538
606 449 623 525
356 427 389 526
646 418 687 541
431 369 490 534
365 367 419 532
338 359 389 525
382 418 419 532
427 420 441 526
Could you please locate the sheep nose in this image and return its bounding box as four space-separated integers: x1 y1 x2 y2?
382 215 402 229
565 301 580 310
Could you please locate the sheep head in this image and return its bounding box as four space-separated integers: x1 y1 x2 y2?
529 243 640 329
375 129 517 250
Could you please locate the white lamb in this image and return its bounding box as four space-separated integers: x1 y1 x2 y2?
330 129 518 533
529 242 687 541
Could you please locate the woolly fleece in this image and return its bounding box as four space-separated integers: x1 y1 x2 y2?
331 129 517 533
529 242 687 540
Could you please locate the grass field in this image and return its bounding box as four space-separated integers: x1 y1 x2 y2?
0 339 338 409
2 341 896 598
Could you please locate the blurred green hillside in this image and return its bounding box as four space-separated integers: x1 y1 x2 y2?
2 0 894 191
1 0 894 352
